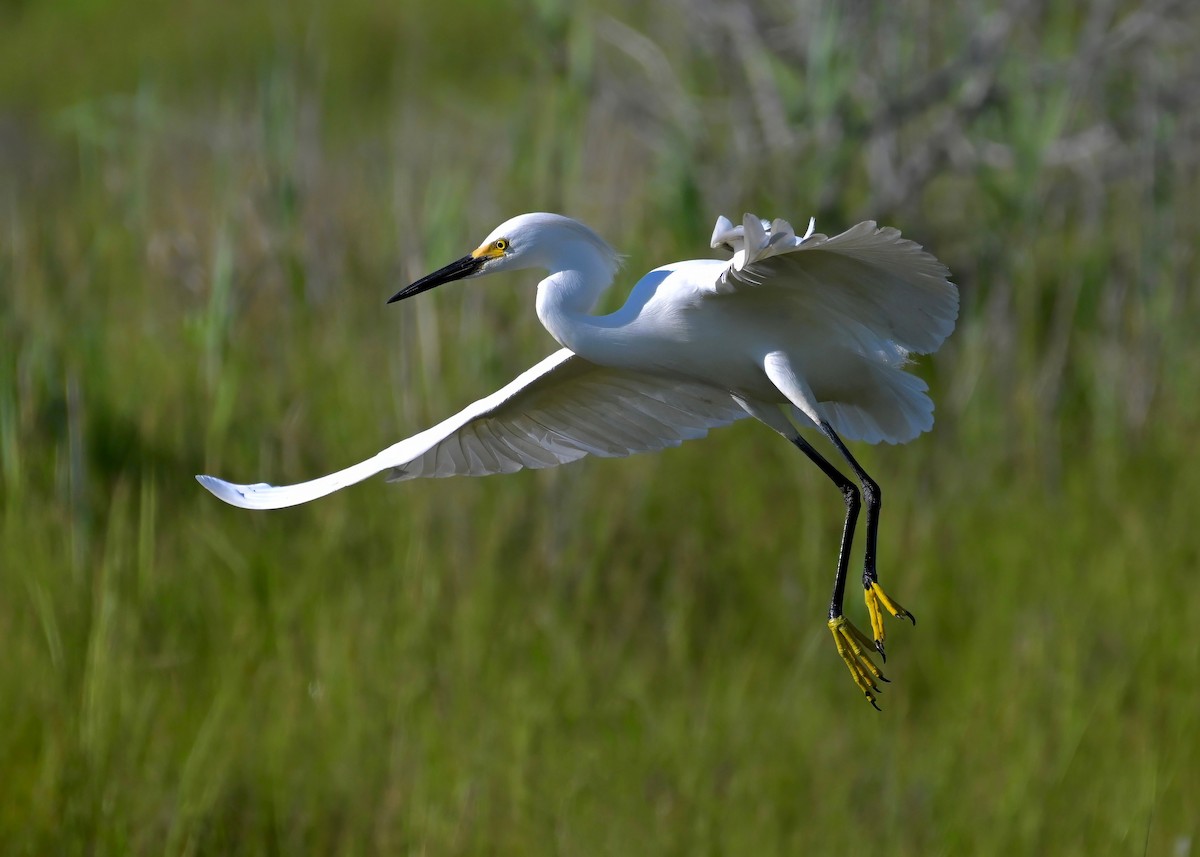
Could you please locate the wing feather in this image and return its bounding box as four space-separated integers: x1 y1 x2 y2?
712 214 958 357
196 349 747 510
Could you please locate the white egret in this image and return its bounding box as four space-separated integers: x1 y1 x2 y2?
198 212 957 707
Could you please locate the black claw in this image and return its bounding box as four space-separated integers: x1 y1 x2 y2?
869 697 881 712
879 673 891 684
906 612 917 626
875 640 887 662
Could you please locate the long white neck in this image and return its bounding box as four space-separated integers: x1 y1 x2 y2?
533 241 624 361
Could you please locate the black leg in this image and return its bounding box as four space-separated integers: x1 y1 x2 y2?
815 421 882 593
816 420 915 656
791 431 886 708
788 434 860 622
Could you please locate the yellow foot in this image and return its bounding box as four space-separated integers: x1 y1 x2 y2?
828 616 888 710
864 581 916 659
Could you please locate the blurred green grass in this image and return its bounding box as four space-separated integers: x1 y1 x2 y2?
2 0 1199 853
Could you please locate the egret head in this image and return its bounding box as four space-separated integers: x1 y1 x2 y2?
387 213 619 304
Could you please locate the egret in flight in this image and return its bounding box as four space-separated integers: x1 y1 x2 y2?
198 212 957 707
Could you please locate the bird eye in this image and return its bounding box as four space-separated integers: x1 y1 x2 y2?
494 239 508 252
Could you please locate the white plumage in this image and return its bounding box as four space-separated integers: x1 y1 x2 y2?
197 349 746 509
197 210 958 707
198 212 956 510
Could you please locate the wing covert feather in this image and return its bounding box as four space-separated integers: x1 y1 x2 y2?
712 215 958 357
391 350 747 480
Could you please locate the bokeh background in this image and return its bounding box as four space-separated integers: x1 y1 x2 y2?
2 0 1198 853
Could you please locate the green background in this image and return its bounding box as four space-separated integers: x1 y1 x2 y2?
2 0 1197 853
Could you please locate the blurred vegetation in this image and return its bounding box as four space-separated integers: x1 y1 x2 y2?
2 0 1199 853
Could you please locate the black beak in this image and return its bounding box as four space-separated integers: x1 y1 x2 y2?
387 254 485 304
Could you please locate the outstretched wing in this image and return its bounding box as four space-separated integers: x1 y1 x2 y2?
197 349 747 510
709 214 958 357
